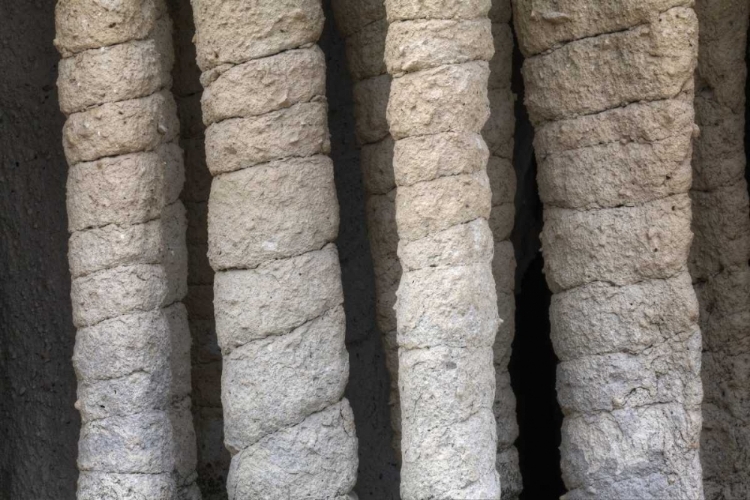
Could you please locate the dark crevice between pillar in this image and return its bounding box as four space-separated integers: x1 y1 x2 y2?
509 27 566 500
320 3 401 499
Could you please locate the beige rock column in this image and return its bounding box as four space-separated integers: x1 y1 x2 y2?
189 1 358 498
514 2 704 498
55 0 200 498
384 1 502 498
691 1 750 498
483 1 521 498
166 0 229 496
330 0 403 461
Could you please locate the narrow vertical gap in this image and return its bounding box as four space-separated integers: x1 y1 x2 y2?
508 27 566 499
745 29 750 192
320 3 401 498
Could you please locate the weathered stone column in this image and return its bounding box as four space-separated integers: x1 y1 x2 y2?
331 0 402 462
55 0 200 497
189 0 358 497
384 1 502 498
691 1 750 498
484 1 521 497
514 2 704 498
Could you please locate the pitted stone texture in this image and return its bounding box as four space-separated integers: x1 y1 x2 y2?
398 219 493 272
226 401 358 500
63 91 180 164
385 0 491 22
695 269 750 354
395 171 492 242
494 372 518 449
538 131 693 210
551 273 699 361
487 156 515 207
191 0 324 70
54 0 159 57
388 61 490 139
497 449 522 500
353 74 391 144
387 61 490 139
492 241 515 294
397 263 499 349
542 195 693 292
67 143 184 231
71 260 186 327
169 398 200 484
689 183 750 279
361 137 396 195
332 0 386 37
489 0 512 24
214 245 344 352
205 101 330 175
534 98 695 158
68 202 186 278
493 292 516 368
78 411 174 474
365 193 401 334
58 23 173 114
399 346 499 500
221 307 348 452
483 87 515 159
561 405 703 499
512 0 691 56
393 132 488 187
201 47 326 125
208 156 339 270
77 472 176 500
385 19 494 74
557 329 702 414
488 23 513 90
522 7 698 123
346 19 388 81
692 97 746 191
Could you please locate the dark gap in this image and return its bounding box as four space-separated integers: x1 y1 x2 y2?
508 25 566 500
320 3 401 499
745 28 750 192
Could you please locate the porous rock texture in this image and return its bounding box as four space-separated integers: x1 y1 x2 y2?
384 0 502 498
483 1 521 498
166 0 229 497
331 0 403 463
55 0 200 498
515 2 705 498
691 1 750 498
190 0 359 498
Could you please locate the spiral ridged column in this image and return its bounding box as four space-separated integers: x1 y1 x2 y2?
331 0 403 461
514 1 703 498
483 1 521 497
384 1 501 498
189 1 358 497
691 1 750 498
55 0 199 497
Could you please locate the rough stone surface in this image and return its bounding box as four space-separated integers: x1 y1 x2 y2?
226 401 359 500
690 1 750 498
345 19 388 81
385 3 500 498
516 2 704 497
191 0 324 70
385 19 494 74
208 156 339 271
192 1 360 495
55 0 199 495
387 61 491 140
385 0 491 22
522 7 698 123
201 47 326 126
205 101 331 175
